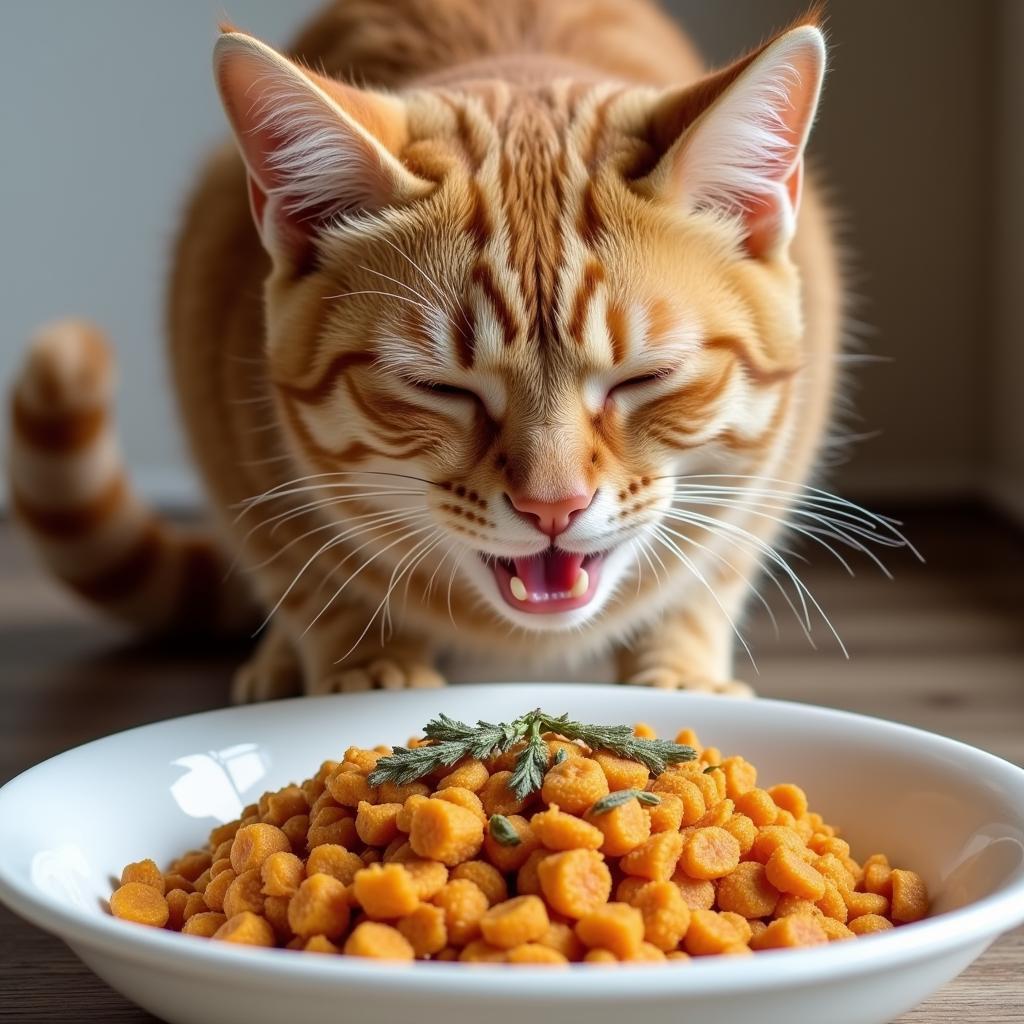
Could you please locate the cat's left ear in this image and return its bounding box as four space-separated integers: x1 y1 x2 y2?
213 31 432 271
637 24 826 260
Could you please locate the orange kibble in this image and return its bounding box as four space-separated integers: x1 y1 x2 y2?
765 846 827 901
720 757 758 799
344 922 415 960
532 804 605 851
750 914 828 950
260 851 304 897
620 831 684 881
262 785 310 827
480 895 550 949
183 891 208 921
723 813 757 855
212 911 275 947
815 852 856 892
355 801 403 847
432 879 489 945
651 775 706 825
844 890 890 920
774 894 824 919
281 814 310 851
451 860 507 905
287 873 350 939
633 723 656 739
377 780 431 805
683 909 747 956
120 859 165 895
210 858 233 879
110 882 169 928
585 797 651 856
307 809 359 851
820 917 856 941
305 844 364 886
263 895 294 941
538 921 584 960
222 868 265 918
863 861 894 898
538 849 612 918
171 850 212 883
750 826 807 864
343 747 384 772
409 798 484 866
396 794 430 833
631 881 691 951
202 868 236 912
434 787 487 823
181 911 227 938
689 797 735 830
229 823 292 874
403 859 450 901
816 880 849 922
479 771 530 817
734 788 779 827
591 751 650 791
541 758 609 816
716 861 780 919
671 872 717 910
304 935 341 954
483 814 538 873
163 873 193 895
848 914 894 935
647 793 684 833
616 876 648 903
165 888 189 931
680 827 741 880
326 768 377 808
516 849 553 896
397 903 448 957
438 758 489 793
890 869 929 923
458 939 507 962
768 784 809 819
575 902 645 959
208 820 241 849
583 948 618 963
506 943 568 964
353 863 420 919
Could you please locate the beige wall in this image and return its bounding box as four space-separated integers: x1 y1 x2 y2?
990 0 1024 522
670 0 999 501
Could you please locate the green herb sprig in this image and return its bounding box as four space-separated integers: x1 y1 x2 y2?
366 709 696 800
589 789 662 815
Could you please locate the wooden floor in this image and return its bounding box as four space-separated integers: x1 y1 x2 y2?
1 505 1022 1021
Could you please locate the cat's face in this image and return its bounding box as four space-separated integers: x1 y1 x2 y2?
216 27 824 633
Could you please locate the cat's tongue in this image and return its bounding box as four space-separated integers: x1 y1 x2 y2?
491 549 602 614
513 551 586 599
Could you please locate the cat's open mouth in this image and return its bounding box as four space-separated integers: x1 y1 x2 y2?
488 549 604 614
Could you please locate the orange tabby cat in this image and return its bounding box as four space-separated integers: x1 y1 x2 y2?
10 0 867 700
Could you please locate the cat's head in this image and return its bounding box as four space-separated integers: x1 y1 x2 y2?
214 22 826 635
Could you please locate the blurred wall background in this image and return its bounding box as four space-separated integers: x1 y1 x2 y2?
1 1 1020 519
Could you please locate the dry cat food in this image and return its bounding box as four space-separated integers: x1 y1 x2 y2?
109 710 929 962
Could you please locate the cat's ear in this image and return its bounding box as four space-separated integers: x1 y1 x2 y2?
213 31 432 270
637 24 826 260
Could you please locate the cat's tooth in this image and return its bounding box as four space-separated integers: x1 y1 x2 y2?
510 576 528 601
570 568 589 599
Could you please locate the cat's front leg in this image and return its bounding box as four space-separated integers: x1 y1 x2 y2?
616 604 755 698
232 618 304 704
292 606 445 694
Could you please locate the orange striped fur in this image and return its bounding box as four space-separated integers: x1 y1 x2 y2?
8 0 842 699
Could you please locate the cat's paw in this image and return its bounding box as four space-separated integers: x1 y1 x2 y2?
308 658 446 694
231 636 303 704
623 669 755 698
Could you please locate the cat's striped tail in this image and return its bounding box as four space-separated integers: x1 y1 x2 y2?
6 320 257 634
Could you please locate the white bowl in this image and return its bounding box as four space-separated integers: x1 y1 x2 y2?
1 684 1023 1024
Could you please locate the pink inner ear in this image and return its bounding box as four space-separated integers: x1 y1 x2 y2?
247 175 268 234
744 162 803 260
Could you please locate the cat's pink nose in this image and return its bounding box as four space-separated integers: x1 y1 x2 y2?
507 489 595 537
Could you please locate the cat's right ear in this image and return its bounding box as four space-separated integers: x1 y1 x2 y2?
213 31 432 271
